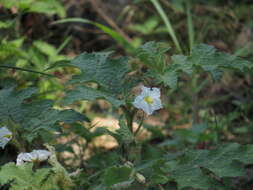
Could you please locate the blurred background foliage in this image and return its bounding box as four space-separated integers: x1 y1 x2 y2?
0 0 253 189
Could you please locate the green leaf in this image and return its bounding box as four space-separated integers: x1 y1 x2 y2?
0 86 89 142
0 0 65 17
69 52 129 95
171 54 193 74
0 38 24 60
33 41 57 58
62 86 124 108
128 16 159 35
61 51 131 108
0 20 13 29
167 143 253 189
157 66 178 89
158 43 252 88
0 163 51 190
103 166 133 187
19 100 89 142
0 86 37 122
136 41 170 72
28 0 66 17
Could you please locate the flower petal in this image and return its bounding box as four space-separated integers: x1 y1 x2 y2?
151 98 163 111
133 95 145 109
141 86 151 95
149 87 161 98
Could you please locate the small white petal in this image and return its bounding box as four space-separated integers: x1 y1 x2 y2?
0 127 12 149
141 86 150 94
151 98 162 110
16 153 33 165
145 104 155 115
133 95 145 109
149 87 161 98
141 100 153 115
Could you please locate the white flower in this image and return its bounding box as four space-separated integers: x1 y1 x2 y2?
16 149 51 165
0 127 12 149
133 86 162 115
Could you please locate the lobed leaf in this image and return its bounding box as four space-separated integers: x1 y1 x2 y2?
0 86 89 142
103 166 134 188
158 43 252 89
0 163 51 190
69 52 129 95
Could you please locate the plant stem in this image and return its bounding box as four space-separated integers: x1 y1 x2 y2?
122 106 135 133
186 1 195 54
134 112 145 136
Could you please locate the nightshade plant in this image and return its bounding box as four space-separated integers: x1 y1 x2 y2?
0 41 253 190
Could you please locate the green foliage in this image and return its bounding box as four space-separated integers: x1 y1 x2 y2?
128 16 161 35
0 85 37 123
165 143 253 189
63 51 131 108
0 85 89 142
0 21 13 29
0 151 75 190
0 0 65 17
68 52 129 94
116 118 134 144
138 42 252 89
0 10 253 188
103 166 134 188
33 41 67 64
0 38 25 60
136 41 170 72
0 163 52 190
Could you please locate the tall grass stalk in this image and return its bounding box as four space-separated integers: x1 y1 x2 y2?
150 0 182 53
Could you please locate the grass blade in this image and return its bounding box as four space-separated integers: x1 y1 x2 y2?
186 2 194 54
150 0 182 53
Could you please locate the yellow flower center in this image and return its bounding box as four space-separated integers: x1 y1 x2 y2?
144 96 154 104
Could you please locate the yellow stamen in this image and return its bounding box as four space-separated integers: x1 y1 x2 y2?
144 96 154 104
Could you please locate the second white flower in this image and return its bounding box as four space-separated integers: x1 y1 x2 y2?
16 149 51 165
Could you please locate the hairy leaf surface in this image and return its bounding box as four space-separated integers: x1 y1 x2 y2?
0 163 51 190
